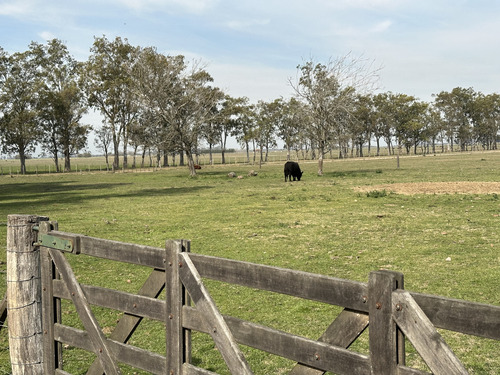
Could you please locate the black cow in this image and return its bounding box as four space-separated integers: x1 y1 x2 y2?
284 161 303 182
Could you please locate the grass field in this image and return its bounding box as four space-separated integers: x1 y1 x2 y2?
1 151 499 374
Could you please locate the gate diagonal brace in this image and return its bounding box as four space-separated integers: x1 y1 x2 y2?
178 252 254 375
48 248 121 375
392 290 468 375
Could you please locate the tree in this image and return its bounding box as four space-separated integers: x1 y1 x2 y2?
217 95 247 164
134 48 222 176
83 36 139 169
352 94 376 157
174 67 223 176
94 124 113 170
33 39 90 172
372 93 395 155
232 102 257 163
254 100 278 165
291 54 380 175
470 93 500 150
276 97 305 160
0 48 41 174
433 87 476 151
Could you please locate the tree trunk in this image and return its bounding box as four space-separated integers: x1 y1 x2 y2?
245 142 250 163
64 146 71 172
317 147 324 176
186 149 197 177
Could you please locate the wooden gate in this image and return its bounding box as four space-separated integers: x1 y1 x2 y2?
5 215 500 374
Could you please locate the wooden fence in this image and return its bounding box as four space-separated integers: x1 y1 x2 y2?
4 214 500 374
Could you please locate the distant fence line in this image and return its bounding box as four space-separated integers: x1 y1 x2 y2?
1 145 500 175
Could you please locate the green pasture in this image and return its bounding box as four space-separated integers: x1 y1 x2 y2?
1 152 499 374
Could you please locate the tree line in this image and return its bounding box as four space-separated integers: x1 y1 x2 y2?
1 37 499 175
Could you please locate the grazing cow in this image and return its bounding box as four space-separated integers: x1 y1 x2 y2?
194 164 201 169
284 161 303 182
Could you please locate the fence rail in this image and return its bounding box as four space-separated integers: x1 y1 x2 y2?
5 214 500 374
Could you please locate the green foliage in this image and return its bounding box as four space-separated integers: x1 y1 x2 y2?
0 152 499 374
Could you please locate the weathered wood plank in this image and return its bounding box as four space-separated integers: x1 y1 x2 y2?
165 240 190 375
73 233 165 268
369 270 405 375
49 249 121 375
86 268 166 375
183 306 371 374
289 308 369 375
410 291 500 340
40 245 56 373
182 363 218 375
39 220 64 374
53 280 165 321
189 253 369 312
398 365 432 375
179 252 254 375
7 214 48 375
54 324 166 374
183 363 220 375
393 290 469 375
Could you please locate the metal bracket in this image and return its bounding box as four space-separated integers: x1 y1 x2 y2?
37 232 81 254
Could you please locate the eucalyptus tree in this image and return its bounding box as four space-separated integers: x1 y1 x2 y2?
33 39 90 172
83 36 140 169
422 106 446 154
351 94 376 157
94 124 112 169
470 93 500 150
276 97 306 160
291 54 380 175
233 102 257 163
433 87 476 151
134 47 222 175
254 100 278 164
177 68 224 175
216 95 247 164
0 47 41 173
132 47 185 166
372 93 393 155
391 94 428 154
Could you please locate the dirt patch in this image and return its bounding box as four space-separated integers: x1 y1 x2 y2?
355 182 500 195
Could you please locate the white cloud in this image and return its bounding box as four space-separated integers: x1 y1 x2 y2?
0 0 35 16
39 31 56 41
371 20 392 33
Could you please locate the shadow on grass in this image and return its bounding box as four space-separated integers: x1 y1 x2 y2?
0 180 214 212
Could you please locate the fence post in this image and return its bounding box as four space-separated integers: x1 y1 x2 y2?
165 240 191 375
368 270 405 374
7 214 49 375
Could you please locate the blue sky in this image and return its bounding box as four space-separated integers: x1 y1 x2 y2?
2 0 500 104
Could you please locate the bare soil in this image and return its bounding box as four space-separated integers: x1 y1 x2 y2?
355 181 500 195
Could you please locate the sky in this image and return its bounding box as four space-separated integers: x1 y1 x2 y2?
1 0 500 151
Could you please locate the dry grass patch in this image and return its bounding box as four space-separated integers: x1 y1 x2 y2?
356 181 500 195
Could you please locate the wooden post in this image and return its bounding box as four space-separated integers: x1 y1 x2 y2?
39 220 63 373
7 214 48 375
165 240 191 375
368 270 405 375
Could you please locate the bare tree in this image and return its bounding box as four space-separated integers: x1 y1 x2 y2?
290 53 381 175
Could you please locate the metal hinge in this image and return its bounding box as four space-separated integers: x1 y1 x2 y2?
36 232 81 254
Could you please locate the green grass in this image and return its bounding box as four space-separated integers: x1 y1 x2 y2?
1 151 499 374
